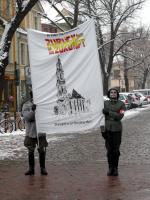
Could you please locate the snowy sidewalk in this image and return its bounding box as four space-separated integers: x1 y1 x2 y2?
0 104 150 161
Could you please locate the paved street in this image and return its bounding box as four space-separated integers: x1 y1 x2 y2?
0 106 150 199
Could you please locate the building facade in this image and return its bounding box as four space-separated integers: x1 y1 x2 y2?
110 62 135 92
0 0 44 111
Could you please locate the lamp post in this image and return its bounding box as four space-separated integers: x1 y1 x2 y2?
14 62 20 130
24 65 32 98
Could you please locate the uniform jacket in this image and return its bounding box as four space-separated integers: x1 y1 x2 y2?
104 99 125 132
22 99 37 138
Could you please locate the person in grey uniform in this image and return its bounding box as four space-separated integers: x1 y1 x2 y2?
22 91 48 175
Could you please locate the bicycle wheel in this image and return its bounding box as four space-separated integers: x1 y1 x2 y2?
18 119 25 131
0 120 13 134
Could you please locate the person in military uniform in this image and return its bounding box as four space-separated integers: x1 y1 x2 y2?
22 90 48 176
102 88 125 176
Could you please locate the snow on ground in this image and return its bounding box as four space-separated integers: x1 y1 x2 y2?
124 104 150 119
0 104 150 160
1 104 150 137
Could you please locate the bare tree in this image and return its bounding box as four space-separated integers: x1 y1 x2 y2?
53 0 146 93
0 0 146 101
47 0 82 28
97 0 146 94
114 27 149 91
123 32 150 89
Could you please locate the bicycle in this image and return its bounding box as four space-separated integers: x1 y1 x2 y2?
0 112 13 134
15 113 25 131
0 112 25 134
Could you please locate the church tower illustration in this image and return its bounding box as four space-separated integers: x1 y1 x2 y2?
56 56 67 100
54 56 91 115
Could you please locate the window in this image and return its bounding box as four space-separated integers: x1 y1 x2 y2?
20 42 28 66
6 0 10 16
113 70 120 79
21 43 25 65
0 1 1 14
8 45 13 63
42 24 57 33
27 45 29 64
35 16 38 29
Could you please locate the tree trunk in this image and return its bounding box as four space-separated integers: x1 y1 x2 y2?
0 77 4 104
0 57 8 104
123 49 129 92
103 75 109 95
142 68 149 89
124 69 129 92
73 0 79 28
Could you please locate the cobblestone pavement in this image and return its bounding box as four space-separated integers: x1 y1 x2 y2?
0 107 150 199
1 161 150 200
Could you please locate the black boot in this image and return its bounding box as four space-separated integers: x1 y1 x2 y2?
107 153 113 176
112 153 119 176
39 151 48 175
113 168 118 176
41 168 48 175
25 169 34 175
25 152 35 175
107 167 114 176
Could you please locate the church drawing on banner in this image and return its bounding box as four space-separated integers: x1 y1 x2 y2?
54 57 91 115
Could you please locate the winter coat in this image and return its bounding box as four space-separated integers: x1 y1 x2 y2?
22 100 37 138
104 99 125 132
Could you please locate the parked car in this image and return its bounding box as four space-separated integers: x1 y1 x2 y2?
133 89 150 102
128 93 141 108
119 93 130 110
133 92 149 106
119 92 140 109
103 92 141 110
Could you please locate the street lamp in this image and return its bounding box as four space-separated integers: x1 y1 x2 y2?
14 62 20 130
24 65 32 99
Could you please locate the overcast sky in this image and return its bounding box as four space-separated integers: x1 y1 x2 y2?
139 0 150 26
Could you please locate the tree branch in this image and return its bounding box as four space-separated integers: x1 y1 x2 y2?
47 0 73 28
0 16 7 28
37 12 65 32
113 36 145 58
114 0 145 34
16 0 22 10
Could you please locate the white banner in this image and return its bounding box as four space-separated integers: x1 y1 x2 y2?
27 19 104 134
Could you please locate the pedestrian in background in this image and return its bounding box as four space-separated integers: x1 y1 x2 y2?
2 101 9 112
101 88 125 176
22 90 48 175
